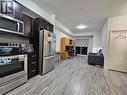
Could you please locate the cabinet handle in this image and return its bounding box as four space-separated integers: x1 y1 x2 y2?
31 55 36 58
31 61 36 65
31 70 36 73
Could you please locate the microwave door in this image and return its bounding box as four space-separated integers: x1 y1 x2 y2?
0 14 24 35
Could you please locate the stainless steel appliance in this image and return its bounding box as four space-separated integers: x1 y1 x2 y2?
0 43 27 94
0 43 20 56
0 13 24 35
39 29 56 75
0 54 27 95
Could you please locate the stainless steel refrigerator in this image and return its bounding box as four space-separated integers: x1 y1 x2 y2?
39 29 56 75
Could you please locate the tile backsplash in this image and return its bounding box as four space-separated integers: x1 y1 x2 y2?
0 34 29 44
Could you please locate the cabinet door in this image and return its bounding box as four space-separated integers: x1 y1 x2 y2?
65 39 69 45
39 18 45 29
13 1 23 20
23 14 33 37
0 1 23 20
46 22 50 31
71 40 75 46
49 24 54 32
28 54 38 79
61 38 69 51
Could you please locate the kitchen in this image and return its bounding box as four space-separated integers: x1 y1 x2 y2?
1 0 127 95
0 0 56 94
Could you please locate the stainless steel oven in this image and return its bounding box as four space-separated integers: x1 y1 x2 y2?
0 55 25 78
0 43 27 95
0 43 20 56
0 13 24 35
0 54 27 95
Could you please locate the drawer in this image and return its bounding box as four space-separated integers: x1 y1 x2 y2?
28 54 37 61
28 70 38 79
30 69 37 73
27 54 38 79
29 60 37 65
28 64 37 71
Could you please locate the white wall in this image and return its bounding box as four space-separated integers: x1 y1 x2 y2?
55 21 73 35
101 15 127 69
73 31 101 50
74 36 93 53
88 37 93 53
108 15 127 31
55 29 72 51
101 20 108 56
55 21 73 52
75 39 89 47
100 20 109 69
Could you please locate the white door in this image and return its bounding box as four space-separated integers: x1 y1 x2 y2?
109 30 127 73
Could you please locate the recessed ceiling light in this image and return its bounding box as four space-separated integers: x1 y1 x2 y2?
76 25 87 29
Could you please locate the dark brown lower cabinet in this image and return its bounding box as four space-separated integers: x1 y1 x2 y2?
28 53 38 79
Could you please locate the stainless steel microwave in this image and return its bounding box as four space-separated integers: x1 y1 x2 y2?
0 13 24 35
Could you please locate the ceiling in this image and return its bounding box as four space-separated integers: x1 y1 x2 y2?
31 0 127 33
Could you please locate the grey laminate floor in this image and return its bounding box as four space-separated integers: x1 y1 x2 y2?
6 56 127 95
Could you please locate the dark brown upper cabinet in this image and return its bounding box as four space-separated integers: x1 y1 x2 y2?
34 18 54 33
13 1 23 20
0 0 23 21
23 14 34 37
46 21 54 32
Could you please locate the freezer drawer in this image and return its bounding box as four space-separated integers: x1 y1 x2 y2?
43 56 55 74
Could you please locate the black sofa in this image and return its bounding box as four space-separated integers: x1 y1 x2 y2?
88 53 104 67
